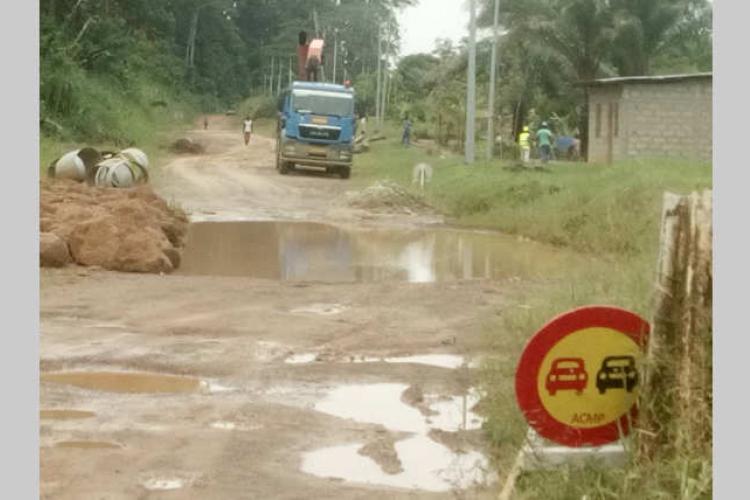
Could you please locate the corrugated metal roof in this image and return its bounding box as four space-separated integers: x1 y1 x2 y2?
580 72 712 87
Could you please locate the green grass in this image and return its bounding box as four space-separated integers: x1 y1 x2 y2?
354 122 711 258
354 121 713 499
40 68 202 175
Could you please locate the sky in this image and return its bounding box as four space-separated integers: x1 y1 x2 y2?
397 0 470 57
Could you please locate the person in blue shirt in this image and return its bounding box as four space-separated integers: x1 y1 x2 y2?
402 115 413 146
535 121 554 164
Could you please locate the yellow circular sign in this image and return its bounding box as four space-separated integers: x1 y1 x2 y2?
536 327 642 429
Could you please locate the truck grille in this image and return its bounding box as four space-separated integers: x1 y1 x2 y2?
299 124 341 141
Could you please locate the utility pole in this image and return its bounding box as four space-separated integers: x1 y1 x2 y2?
288 56 292 85
277 63 282 95
375 24 382 128
333 29 338 84
465 0 477 164
380 22 390 125
486 0 500 161
270 57 275 96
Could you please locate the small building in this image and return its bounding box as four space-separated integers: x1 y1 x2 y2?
583 73 712 163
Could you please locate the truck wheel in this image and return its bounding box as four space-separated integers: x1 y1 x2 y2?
279 161 291 175
339 167 351 179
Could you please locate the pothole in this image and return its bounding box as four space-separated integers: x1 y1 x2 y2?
41 371 201 394
301 383 489 491
40 409 96 420
141 478 186 491
301 434 489 492
285 353 318 364
54 440 122 449
283 352 469 370
177 220 581 282
290 303 348 316
210 421 237 430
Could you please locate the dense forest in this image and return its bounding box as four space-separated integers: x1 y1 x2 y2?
40 0 414 144
40 0 711 149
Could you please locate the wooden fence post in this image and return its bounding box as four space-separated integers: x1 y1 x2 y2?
641 190 712 460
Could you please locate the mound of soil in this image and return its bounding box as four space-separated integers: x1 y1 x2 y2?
40 232 72 267
170 138 205 155
40 179 189 273
346 181 433 215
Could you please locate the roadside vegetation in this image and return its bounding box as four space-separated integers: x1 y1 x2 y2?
351 126 712 498
41 0 713 496
40 0 415 167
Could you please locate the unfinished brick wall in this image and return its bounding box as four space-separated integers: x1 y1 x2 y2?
587 77 712 163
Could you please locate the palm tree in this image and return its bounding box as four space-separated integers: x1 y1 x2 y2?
610 0 685 76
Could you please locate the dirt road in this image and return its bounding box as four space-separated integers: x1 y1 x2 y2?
40 116 544 499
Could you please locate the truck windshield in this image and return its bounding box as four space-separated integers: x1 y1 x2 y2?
292 90 354 117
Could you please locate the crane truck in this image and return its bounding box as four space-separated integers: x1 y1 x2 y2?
275 31 356 179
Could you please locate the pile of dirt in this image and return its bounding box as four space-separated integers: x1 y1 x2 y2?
170 138 205 155
346 181 434 215
40 179 189 273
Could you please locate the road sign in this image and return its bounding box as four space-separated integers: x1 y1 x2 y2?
515 306 650 447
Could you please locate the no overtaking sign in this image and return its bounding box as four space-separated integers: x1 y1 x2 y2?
515 306 650 447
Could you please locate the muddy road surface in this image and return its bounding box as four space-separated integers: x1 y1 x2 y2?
41 116 576 499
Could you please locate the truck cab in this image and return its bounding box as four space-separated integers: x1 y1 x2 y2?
276 81 356 179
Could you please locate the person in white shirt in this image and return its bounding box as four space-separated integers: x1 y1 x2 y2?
243 116 253 145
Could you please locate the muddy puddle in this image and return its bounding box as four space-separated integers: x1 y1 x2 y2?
41 371 202 394
178 221 580 282
302 383 489 492
40 409 96 420
285 352 468 370
55 440 122 449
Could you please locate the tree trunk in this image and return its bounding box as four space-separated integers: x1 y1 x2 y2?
486 0 500 161
185 8 200 69
464 0 477 164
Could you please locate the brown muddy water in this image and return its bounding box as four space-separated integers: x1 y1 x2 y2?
41 371 201 394
40 409 96 420
178 221 581 282
54 440 122 449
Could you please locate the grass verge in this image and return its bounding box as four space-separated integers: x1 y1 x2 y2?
354 122 712 499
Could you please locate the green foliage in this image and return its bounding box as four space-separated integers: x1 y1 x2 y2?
239 95 278 120
40 0 415 144
353 131 712 497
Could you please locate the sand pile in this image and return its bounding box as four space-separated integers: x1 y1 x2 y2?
346 181 433 215
40 180 189 273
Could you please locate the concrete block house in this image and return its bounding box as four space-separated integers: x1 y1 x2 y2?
583 73 712 164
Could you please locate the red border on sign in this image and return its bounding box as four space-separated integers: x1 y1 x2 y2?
515 305 650 447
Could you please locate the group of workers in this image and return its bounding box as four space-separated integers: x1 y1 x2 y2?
518 121 580 165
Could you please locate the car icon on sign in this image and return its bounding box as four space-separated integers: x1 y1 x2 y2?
596 356 639 394
545 358 588 396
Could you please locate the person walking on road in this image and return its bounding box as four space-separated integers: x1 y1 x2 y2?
203 116 209 130
536 121 554 164
243 116 253 146
518 126 531 164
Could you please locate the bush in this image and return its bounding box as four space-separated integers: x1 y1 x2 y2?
239 95 278 120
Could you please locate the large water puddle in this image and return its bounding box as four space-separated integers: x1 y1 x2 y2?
177 221 579 282
301 383 490 491
302 435 487 492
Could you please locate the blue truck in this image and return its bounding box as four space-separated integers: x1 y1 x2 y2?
276 81 356 179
